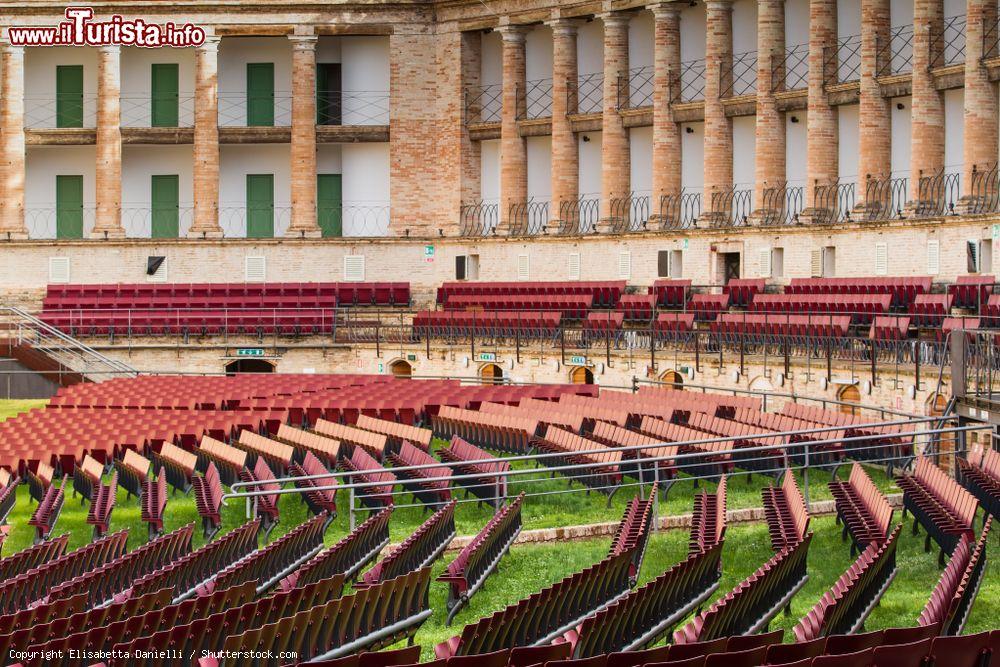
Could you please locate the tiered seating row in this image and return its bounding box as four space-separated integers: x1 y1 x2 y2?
359 500 455 586
0 535 69 583
689 476 727 555
897 457 978 561
762 470 810 552
829 462 894 554
958 444 1000 521
920 519 992 636
437 436 510 507
533 425 623 493
141 468 168 538
437 281 625 308
27 476 67 542
239 457 281 535
413 311 563 339
290 451 338 518
750 293 892 325
444 293 594 318
340 447 396 508
192 463 224 539
86 470 118 538
387 441 452 507
432 406 537 454
608 487 656 580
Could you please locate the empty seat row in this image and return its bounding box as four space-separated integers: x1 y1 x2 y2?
712 314 852 340
192 463 225 539
437 281 626 308
413 311 563 340
0 534 68 584
786 277 931 308
957 443 1000 521
751 294 892 325
432 406 537 454
27 476 67 543
829 462 895 555
340 447 396 508
387 441 452 508
290 451 339 518
896 457 978 560
359 501 456 587
444 294 594 318
920 519 992 636
533 425 623 494
762 470 810 552
689 477 727 555
85 471 119 539
437 435 510 507
141 468 169 539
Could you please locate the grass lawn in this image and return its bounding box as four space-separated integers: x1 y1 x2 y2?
0 399 47 422
0 401 995 662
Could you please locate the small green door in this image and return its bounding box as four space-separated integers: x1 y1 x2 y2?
246 174 274 238
151 175 179 238
56 65 84 128
56 175 84 239
246 63 274 126
150 63 179 127
317 174 343 237
316 63 341 125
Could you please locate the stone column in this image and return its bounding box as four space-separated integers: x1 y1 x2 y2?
549 18 579 231
288 35 321 237
909 0 945 203
650 3 682 225
190 36 222 238
963 0 999 198
754 0 786 217
804 0 838 212
703 0 734 220
857 0 892 204
599 12 630 225
92 46 124 238
499 25 527 234
0 44 27 239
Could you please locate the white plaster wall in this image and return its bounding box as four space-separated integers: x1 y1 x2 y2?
732 0 759 55
526 136 552 201
317 145 343 174
945 89 965 174
121 145 194 237
891 97 912 178
629 12 654 70
342 143 390 236
839 0 862 38
733 116 756 189
219 145 292 236
25 146 96 239
786 111 808 186
480 139 501 201
890 0 914 27
24 47 99 128
944 0 966 17
681 122 705 193
785 0 811 46
579 132 602 196
481 31 502 86
342 37 390 125
838 104 860 181
629 126 653 194
680 3 707 62
525 26 553 82
218 37 293 127
120 46 196 127
316 36 342 64
578 20 604 76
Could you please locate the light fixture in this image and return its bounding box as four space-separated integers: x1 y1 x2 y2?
685 127 694 134
790 116 799 123
896 102 905 110
582 135 591 142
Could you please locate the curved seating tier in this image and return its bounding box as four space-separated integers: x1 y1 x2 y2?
359 501 455 587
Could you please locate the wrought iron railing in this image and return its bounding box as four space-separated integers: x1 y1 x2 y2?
678 59 706 102
518 79 553 120
24 95 98 129
812 181 857 224
658 190 702 230
774 44 809 91
575 72 604 114
618 66 654 109
830 34 862 82
24 206 98 239
120 206 196 238
722 51 758 97
985 15 1000 60
709 187 754 227
459 199 499 236
120 94 196 128
862 175 909 221
465 84 502 124
913 170 961 218
607 193 650 233
316 91 391 126
760 183 805 226
968 163 1000 214
930 14 967 67
507 199 549 236
557 196 600 234
877 25 914 76
217 92 293 127
218 205 293 237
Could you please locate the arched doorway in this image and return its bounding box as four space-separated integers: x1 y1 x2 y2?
659 370 684 390
926 392 955 469
748 376 774 393
480 363 504 384
570 366 594 385
225 359 275 375
389 360 412 378
837 384 861 416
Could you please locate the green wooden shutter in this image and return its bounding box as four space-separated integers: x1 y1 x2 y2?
151 175 179 238
56 175 84 239
316 63 341 126
150 63 179 127
317 174 343 237
246 174 274 238
246 63 274 127
56 65 84 128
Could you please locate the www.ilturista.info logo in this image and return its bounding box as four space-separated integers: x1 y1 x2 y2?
7 7 207 47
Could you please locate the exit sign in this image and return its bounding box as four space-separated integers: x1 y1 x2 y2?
236 348 265 357
478 352 497 362
569 355 587 365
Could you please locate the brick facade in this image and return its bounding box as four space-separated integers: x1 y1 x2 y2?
93 46 123 238
650 4 681 207
0 44 26 239
754 0 786 211
858 0 892 198
499 25 528 234
191 36 222 238
963 0 999 197
550 18 579 225
703 0 734 216
910 0 945 202
599 13 630 224
805 0 838 210
288 35 320 237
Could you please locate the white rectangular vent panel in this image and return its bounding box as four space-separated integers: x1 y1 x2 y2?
245 256 266 282
344 255 366 281
49 257 70 284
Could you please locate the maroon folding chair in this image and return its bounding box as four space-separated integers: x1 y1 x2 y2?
704 646 768 667
544 656 607 667
447 650 509 667
509 644 572 667
605 646 670 667
825 631 884 655
359 647 423 667
667 637 728 661
643 657 706 667
929 632 990 667
813 647 876 667
765 636 828 665
726 629 784 652
871 637 932 667
882 624 940 645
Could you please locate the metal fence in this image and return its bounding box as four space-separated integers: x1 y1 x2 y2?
931 14 967 67
619 66 654 109
723 52 758 98
760 183 805 226
24 95 98 129
518 79 553 120
507 199 550 236
316 91 391 126
878 24 914 76
120 94 197 128
465 83 502 124
969 163 1000 214
830 34 862 82
576 73 604 114
862 176 909 222
812 181 857 224
709 187 754 227
775 44 809 91
558 196 601 234
913 171 961 219
608 193 651 233
459 199 499 236
678 59 707 102
658 190 703 230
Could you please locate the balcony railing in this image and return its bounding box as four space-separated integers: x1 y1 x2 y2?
760 183 805 226
316 91 390 126
557 195 601 234
862 175 909 222
120 94 196 128
24 95 98 129
658 190 702 230
930 14 967 67
722 51 757 98
774 44 809 91
459 199 499 236
517 79 553 120
812 181 857 224
465 84 502 124
618 66 654 109
913 170 961 218
985 16 1000 60
507 199 550 236
709 186 754 227
829 34 862 83
607 192 651 233
677 59 706 102
576 72 604 114
217 92 292 127
24 206 97 239
877 24 914 76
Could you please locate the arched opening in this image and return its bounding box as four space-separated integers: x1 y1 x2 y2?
659 369 684 390
837 384 861 416
225 359 275 375
480 363 504 384
389 360 412 378
748 376 774 394
571 366 594 385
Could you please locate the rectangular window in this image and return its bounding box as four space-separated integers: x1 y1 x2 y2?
968 240 980 273
150 175 179 238
245 174 274 238
56 65 84 128
55 174 84 239
772 247 785 278
823 246 836 277
150 63 179 127
317 173 342 237
246 63 275 127
657 251 669 278
316 63 342 125
455 254 480 281
981 240 993 273
670 250 683 278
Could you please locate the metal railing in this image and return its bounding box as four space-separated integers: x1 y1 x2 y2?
576 72 604 114
507 199 549 236
608 193 651 233
658 190 702 230
677 59 707 102
217 92 293 127
812 181 857 224
218 205 293 238
24 207 97 240
878 25 914 76
760 183 805 226
985 15 1000 61
619 66 654 109
316 91 391 126
829 34 862 83
459 199 499 236
709 187 754 227
24 95 98 129
969 163 1000 214
913 170 961 219
774 44 809 91
862 175 909 221
465 83 502 124
558 196 601 235
120 93 196 128
930 14 967 67
722 51 758 98
518 79 553 120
